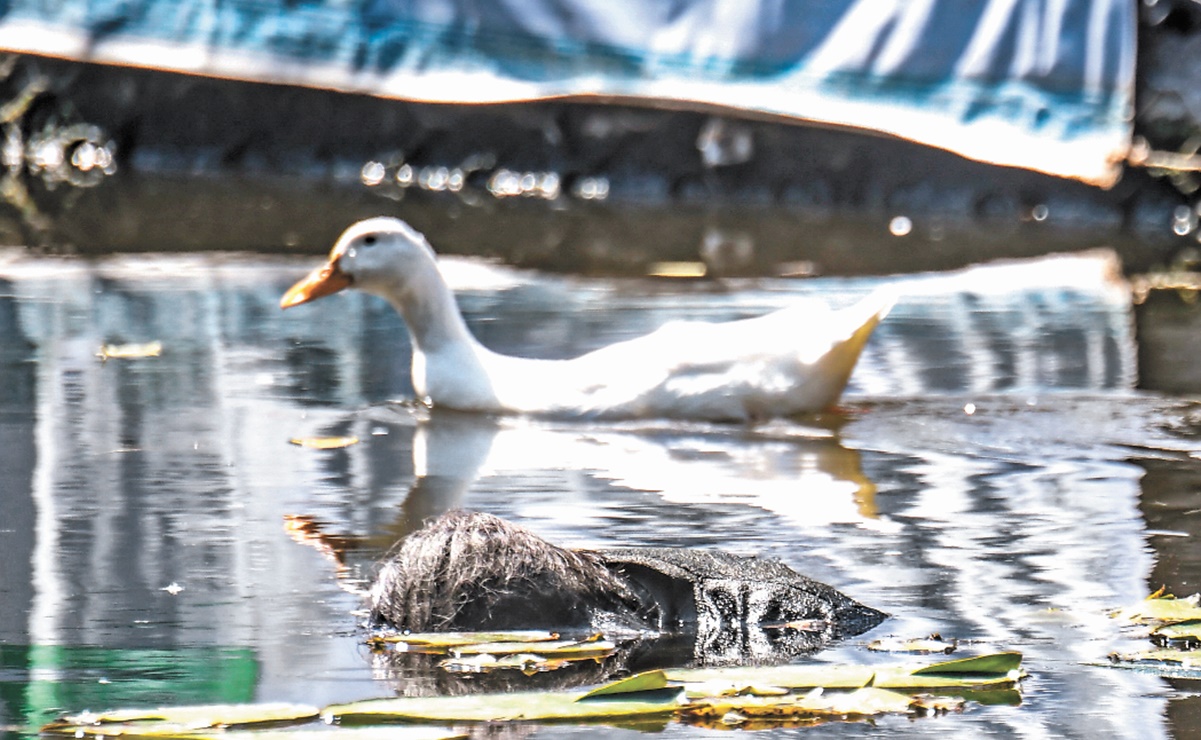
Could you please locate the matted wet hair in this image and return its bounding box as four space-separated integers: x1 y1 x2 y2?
370 510 639 631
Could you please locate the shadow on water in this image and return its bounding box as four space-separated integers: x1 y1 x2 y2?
1 248 1201 736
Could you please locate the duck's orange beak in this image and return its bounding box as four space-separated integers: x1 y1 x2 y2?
280 259 352 309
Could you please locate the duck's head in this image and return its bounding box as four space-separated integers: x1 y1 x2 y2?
280 217 438 308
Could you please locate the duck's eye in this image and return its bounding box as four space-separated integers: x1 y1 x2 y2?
363 235 377 247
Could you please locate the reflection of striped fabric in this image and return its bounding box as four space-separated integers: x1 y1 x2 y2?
0 0 1133 185
850 254 1136 396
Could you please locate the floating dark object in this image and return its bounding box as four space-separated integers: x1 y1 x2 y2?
370 510 886 664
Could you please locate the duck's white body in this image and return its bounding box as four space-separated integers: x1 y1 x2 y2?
282 218 892 422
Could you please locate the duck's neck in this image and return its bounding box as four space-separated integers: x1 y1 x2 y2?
384 262 479 356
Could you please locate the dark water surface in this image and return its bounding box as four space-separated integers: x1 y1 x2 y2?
1 247 1200 738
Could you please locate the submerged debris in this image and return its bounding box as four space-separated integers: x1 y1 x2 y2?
369 510 886 667
288 436 360 449
96 340 162 361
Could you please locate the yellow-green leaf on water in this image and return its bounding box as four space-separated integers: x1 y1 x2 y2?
42 703 320 736
680 686 964 726
1114 592 1201 625
868 635 958 654
194 730 465 740
452 637 614 659
97 341 162 361
1152 620 1201 642
1109 648 1201 668
669 652 1024 691
578 669 670 699
370 630 559 650
47 724 461 740
323 686 684 724
669 664 874 691
439 652 577 674
683 681 791 700
288 436 360 450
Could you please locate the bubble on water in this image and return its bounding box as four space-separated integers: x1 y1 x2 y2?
419 165 451 192
488 169 562 199
964 403 976 415
697 117 754 167
573 176 610 201
360 161 386 186
889 215 913 236
395 163 415 187
536 172 561 199
1174 205 1196 236
488 169 521 197
71 140 112 172
1031 204 1049 222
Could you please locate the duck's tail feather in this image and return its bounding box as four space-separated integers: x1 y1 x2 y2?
801 287 896 410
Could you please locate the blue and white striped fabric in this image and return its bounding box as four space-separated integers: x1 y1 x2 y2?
0 0 1135 186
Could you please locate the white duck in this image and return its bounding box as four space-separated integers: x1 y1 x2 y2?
281 217 892 421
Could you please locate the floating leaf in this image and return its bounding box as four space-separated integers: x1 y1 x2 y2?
868 635 958 655
369 630 560 651
579 669 670 699
909 651 1023 676
42 703 320 736
324 686 684 724
763 619 830 632
680 686 965 727
1108 648 1201 668
681 681 790 700
669 652 1024 691
51 725 460 740
439 652 575 674
1095 650 1201 680
97 341 162 361
48 723 461 740
1151 620 1201 643
647 261 706 278
451 636 614 659
1113 592 1201 625
288 436 360 450
192 730 465 740
671 664 873 692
